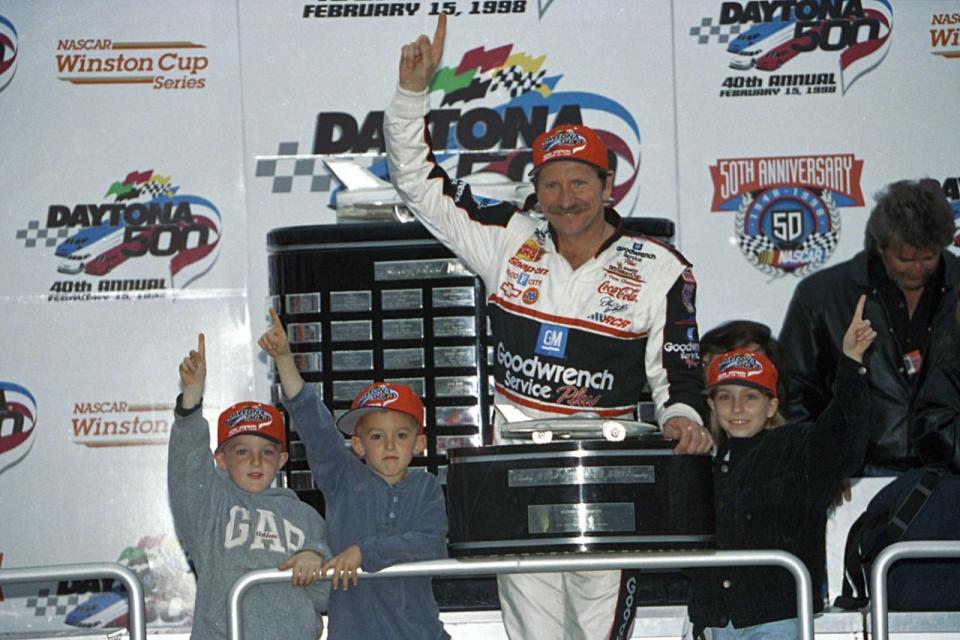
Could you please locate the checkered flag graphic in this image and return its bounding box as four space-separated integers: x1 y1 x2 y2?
689 17 744 44
143 181 169 198
26 588 80 617
15 220 69 248
490 65 548 97
737 232 775 256
255 142 332 194
800 230 839 255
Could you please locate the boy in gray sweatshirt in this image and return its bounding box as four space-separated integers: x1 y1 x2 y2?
168 333 332 640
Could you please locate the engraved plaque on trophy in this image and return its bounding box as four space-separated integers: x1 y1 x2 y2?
434 316 476 338
381 289 423 310
330 320 373 342
285 293 321 315
434 345 477 368
333 380 372 401
375 258 472 282
384 348 425 370
527 503 635 534
433 286 475 308
383 318 424 341
330 290 372 313
293 352 322 373
435 376 480 398
288 322 322 344
331 350 374 371
436 405 480 426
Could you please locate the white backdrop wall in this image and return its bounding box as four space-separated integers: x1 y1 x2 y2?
0 0 958 633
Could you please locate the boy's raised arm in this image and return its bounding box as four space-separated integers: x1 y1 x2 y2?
170 332 218 549
259 308 304 399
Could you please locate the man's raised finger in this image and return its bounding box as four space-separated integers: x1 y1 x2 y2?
432 13 447 57
198 333 206 359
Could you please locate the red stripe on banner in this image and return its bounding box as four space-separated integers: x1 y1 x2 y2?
495 384 636 417
491 295 647 339
170 215 219 277
840 9 890 71
457 44 512 74
0 429 31 455
62 76 155 85
0 34 14 74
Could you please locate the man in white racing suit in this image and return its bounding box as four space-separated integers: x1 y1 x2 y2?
385 16 711 640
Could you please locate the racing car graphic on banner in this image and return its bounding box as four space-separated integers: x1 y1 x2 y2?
64 535 194 630
324 158 534 222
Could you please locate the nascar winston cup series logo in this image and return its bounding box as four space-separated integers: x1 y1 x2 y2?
265 39 643 214
15 170 222 302
0 382 38 475
710 154 864 278
690 0 893 96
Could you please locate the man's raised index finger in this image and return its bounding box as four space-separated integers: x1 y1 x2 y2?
198 333 206 358
433 14 446 56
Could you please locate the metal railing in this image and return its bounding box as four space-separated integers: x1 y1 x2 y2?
228 550 814 640
869 540 960 640
0 561 146 640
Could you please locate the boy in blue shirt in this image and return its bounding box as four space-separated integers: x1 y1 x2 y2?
260 309 450 640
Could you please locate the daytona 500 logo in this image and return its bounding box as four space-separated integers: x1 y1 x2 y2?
691 0 893 96
15 169 222 301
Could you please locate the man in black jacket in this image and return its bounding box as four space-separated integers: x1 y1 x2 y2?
780 178 960 474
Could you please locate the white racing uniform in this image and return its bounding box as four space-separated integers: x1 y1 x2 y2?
385 86 705 640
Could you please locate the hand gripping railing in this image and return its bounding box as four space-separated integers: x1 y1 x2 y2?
0 562 146 640
228 550 814 640
869 540 960 640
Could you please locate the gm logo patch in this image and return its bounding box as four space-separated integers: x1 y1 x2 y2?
536 323 568 358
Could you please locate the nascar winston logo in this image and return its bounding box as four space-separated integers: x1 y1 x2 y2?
709 154 865 278
55 38 209 90
15 169 222 301
0 382 38 475
930 11 960 58
71 400 174 448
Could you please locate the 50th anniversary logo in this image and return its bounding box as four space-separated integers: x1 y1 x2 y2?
710 153 865 278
